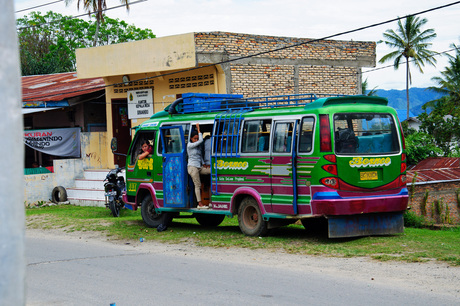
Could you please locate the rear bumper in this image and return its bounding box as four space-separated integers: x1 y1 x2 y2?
328 212 404 238
311 188 409 216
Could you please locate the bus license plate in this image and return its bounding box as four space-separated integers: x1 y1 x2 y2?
360 171 378 181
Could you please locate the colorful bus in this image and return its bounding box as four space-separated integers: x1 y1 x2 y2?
121 93 408 238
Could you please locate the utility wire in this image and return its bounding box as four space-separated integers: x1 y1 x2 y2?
17 0 147 30
15 0 64 13
21 1 460 101
260 47 459 96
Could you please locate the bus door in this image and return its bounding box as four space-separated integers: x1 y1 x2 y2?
159 126 188 207
271 120 298 214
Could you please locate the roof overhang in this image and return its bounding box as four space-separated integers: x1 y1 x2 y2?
22 107 64 115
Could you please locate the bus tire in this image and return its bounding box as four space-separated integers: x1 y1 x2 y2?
238 197 268 237
51 186 67 203
195 214 225 227
141 195 172 228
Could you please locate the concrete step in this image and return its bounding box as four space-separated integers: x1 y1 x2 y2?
83 169 110 180
67 197 106 207
74 179 105 190
67 168 126 207
67 187 106 201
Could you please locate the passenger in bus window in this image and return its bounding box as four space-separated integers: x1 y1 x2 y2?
138 140 153 160
203 134 211 168
187 123 211 209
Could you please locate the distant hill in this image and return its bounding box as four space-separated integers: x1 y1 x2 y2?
371 87 445 117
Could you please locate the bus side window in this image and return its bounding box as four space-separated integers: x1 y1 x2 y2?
273 122 294 153
158 124 190 154
299 117 314 153
242 119 271 153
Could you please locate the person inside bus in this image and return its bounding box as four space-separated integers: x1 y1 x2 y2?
203 134 211 168
187 123 211 209
138 140 153 160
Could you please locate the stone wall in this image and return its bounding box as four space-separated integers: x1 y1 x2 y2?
195 32 376 97
408 181 460 225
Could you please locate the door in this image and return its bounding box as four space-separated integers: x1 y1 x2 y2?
271 120 298 214
112 99 131 166
160 126 187 207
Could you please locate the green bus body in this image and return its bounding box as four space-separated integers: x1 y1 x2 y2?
122 94 409 238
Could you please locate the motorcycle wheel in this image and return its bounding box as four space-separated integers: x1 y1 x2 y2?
109 200 121 217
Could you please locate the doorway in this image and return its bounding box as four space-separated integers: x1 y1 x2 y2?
111 99 131 166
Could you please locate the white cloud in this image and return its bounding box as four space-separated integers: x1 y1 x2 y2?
14 0 460 90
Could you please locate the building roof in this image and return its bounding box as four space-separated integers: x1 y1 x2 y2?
22 72 105 104
395 109 416 122
407 157 460 184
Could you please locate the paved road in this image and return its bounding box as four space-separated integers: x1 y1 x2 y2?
26 231 459 306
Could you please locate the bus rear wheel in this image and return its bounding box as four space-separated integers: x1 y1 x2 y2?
238 197 268 237
141 195 172 228
195 214 225 227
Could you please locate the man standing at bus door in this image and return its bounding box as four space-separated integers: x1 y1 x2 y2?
187 123 210 209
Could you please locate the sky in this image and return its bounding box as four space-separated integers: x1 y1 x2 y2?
13 0 460 90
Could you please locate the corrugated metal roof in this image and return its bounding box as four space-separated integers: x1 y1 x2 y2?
407 157 460 183
22 72 105 102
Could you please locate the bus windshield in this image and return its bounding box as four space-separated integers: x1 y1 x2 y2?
333 113 400 155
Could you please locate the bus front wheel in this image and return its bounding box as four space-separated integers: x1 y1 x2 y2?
141 195 172 228
238 197 268 237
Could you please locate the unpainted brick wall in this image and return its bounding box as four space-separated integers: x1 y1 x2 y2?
408 182 460 225
195 32 375 97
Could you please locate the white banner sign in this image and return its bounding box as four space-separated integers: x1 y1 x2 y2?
24 128 81 157
127 89 154 119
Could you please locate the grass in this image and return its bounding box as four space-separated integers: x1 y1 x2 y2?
26 204 460 266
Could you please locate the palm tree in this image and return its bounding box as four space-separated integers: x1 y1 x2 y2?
65 0 130 46
361 78 378 96
426 43 460 114
379 15 437 121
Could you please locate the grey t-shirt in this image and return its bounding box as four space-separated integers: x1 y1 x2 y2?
187 133 203 167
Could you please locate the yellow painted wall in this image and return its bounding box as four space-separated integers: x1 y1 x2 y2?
76 33 197 78
81 132 109 169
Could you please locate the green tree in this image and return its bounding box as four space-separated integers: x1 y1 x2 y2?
17 11 155 75
418 42 460 156
379 15 437 121
405 132 442 165
65 0 130 46
425 43 460 113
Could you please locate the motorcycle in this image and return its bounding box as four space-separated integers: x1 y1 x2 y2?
104 167 126 217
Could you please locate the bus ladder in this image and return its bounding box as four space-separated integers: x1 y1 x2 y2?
211 108 253 195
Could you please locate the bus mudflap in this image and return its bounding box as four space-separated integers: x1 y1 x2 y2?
327 211 404 238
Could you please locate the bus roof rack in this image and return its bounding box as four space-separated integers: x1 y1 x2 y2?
168 93 324 115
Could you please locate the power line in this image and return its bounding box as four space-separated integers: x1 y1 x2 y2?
15 0 64 14
16 0 147 30
263 47 459 96
21 1 460 101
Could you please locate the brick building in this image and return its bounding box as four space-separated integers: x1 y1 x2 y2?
195 32 375 97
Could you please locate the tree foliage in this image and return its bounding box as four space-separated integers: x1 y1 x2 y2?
17 11 155 75
65 0 130 46
378 15 437 121
416 43 460 156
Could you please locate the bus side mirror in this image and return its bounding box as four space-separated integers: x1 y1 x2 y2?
111 137 118 152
